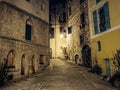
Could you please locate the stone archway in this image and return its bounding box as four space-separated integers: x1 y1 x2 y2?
82 45 92 67
7 50 15 67
31 55 35 74
21 54 25 75
75 54 79 65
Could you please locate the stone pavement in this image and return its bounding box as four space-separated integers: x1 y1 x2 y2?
0 59 119 90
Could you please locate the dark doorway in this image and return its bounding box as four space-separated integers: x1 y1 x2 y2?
75 54 79 64
82 45 92 67
21 55 25 75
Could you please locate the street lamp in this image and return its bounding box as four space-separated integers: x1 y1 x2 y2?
60 34 64 38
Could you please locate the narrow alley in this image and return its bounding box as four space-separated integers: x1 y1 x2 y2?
0 59 118 90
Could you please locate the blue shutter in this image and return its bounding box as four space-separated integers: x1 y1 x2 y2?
93 11 98 34
104 2 111 29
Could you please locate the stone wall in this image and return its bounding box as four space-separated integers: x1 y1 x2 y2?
0 2 49 79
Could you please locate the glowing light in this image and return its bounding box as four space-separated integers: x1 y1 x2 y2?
60 34 64 38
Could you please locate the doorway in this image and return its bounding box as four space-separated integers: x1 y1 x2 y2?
21 55 25 75
105 58 111 76
82 45 92 67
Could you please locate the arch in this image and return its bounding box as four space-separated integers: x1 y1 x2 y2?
25 18 33 40
21 54 25 75
7 50 15 66
31 55 35 74
82 45 92 67
74 54 79 65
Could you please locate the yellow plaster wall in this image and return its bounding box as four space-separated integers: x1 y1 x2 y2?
91 29 120 75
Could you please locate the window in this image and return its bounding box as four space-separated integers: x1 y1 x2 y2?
97 41 101 51
80 34 84 44
93 11 99 34
26 0 30 2
59 12 66 23
41 0 45 11
93 2 110 34
99 7 106 32
80 13 85 28
80 0 84 5
39 55 45 65
25 24 32 40
96 0 101 4
60 27 63 34
60 27 66 38
68 7 71 16
68 26 72 34
49 28 54 38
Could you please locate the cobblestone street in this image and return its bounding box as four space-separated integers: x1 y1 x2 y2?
0 59 118 90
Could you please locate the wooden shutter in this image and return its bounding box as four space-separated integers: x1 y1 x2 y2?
93 11 98 34
104 2 111 30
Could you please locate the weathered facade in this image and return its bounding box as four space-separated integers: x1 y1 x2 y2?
0 0 49 80
67 0 91 66
89 0 120 76
50 1 67 59
50 0 91 66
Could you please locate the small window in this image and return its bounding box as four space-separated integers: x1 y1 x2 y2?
49 28 54 38
80 0 84 5
39 55 45 65
25 24 32 40
96 0 101 4
68 7 71 16
80 13 85 28
80 34 84 44
68 26 72 34
26 0 30 2
59 12 66 23
97 41 101 51
41 0 45 11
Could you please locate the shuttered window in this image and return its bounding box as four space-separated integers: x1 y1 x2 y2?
104 2 111 29
93 11 98 34
93 2 110 35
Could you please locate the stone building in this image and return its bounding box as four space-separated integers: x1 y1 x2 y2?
66 0 81 63
50 0 91 66
67 0 91 66
49 0 67 59
0 0 49 80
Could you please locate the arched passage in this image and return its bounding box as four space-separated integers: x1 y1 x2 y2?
82 45 92 67
21 54 25 75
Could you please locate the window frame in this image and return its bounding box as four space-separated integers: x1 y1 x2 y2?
25 24 32 40
93 2 111 35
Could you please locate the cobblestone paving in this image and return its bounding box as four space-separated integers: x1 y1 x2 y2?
0 59 118 90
